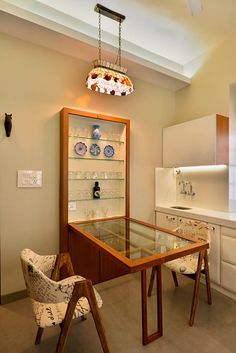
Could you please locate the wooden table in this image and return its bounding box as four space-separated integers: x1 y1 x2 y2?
69 217 209 345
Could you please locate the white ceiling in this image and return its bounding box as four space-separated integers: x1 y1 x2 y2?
1 0 236 90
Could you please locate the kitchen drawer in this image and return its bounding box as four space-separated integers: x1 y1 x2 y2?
221 235 236 266
221 226 236 238
155 212 178 230
221 261 236 293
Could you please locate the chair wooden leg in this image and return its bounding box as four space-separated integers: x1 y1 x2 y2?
203 251 212 305
55 315 74 353
55 321 72 353
55 286 81 353
189 250 204 326
55 280 110 353
35 327 44 345
171 271 179 287
148 267 156 296
85 281 110 353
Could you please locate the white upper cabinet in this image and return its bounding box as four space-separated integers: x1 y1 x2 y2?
163 114 229 167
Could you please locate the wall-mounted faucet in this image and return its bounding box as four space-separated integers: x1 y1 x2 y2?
179 180 196 196
187 182 196 196
179 180 187 194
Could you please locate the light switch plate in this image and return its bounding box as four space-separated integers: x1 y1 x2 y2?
17 170 42 188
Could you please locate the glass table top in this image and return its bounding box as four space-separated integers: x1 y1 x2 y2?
72 218 193 261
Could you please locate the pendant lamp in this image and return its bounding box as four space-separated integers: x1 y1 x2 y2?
86 4 134 96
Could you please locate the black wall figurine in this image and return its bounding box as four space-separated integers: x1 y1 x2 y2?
4 113 12 137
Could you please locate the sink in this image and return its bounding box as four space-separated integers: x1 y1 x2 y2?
170 206 192 210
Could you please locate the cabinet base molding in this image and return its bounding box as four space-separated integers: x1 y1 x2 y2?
205 280 236 301
0 289 27 304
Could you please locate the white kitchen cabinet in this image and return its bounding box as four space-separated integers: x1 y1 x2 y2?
221 262 236 293
155 212 178 230
163 114 229 167
221 226 236 293
155 211 221 284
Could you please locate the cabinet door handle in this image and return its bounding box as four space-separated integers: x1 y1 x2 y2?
166 216 176 221
178 219 215 231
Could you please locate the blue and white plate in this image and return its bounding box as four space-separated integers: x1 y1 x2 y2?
74 142 87 156
90 143 101 156
104 145 115 158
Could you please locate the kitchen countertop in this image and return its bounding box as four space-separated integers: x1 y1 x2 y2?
155 205 236 228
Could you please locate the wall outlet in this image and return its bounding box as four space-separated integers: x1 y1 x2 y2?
68 201 77 211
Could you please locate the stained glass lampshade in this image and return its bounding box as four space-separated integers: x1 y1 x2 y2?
86 60 134 96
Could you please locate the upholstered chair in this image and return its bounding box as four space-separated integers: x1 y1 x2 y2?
148 220 212 326
20 248 110 353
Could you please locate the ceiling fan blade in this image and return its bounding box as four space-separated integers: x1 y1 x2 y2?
186 0 203 16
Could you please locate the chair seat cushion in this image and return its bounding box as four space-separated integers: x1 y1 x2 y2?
165 254 205 275
31 275 103 328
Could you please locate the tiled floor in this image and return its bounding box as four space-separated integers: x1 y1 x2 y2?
1 268 236 353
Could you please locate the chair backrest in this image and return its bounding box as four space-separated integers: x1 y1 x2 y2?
20 249 75 304
175 220 211 249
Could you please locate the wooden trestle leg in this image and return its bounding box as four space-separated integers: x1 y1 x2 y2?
141 265 163 345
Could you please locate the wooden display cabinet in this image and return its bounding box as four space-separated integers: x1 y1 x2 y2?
60 108 130 282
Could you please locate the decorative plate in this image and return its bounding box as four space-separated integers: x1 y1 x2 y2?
74 142 87 156
104 145 115 158
90 143 101 156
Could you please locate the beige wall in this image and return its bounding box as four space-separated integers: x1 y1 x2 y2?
176 34 236 122
0 33 175 295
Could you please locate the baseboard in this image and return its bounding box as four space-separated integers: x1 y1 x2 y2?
0 290 27 304
200 276 236 301
210 282 236 301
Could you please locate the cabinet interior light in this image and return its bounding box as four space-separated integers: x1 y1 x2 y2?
174 165 227 173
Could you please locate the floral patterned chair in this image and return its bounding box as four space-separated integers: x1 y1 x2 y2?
148 220 212 326
20 249 110 353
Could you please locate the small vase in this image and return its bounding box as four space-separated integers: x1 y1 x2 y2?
92 125 101 139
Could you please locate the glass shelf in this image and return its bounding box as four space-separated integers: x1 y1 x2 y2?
69 197 125 202
62 110 129 227
69 178 125 181
69 134 124 144
69 156 124 162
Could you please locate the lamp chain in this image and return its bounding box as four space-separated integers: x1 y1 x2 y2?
98 10 101 61
118 19 121 67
